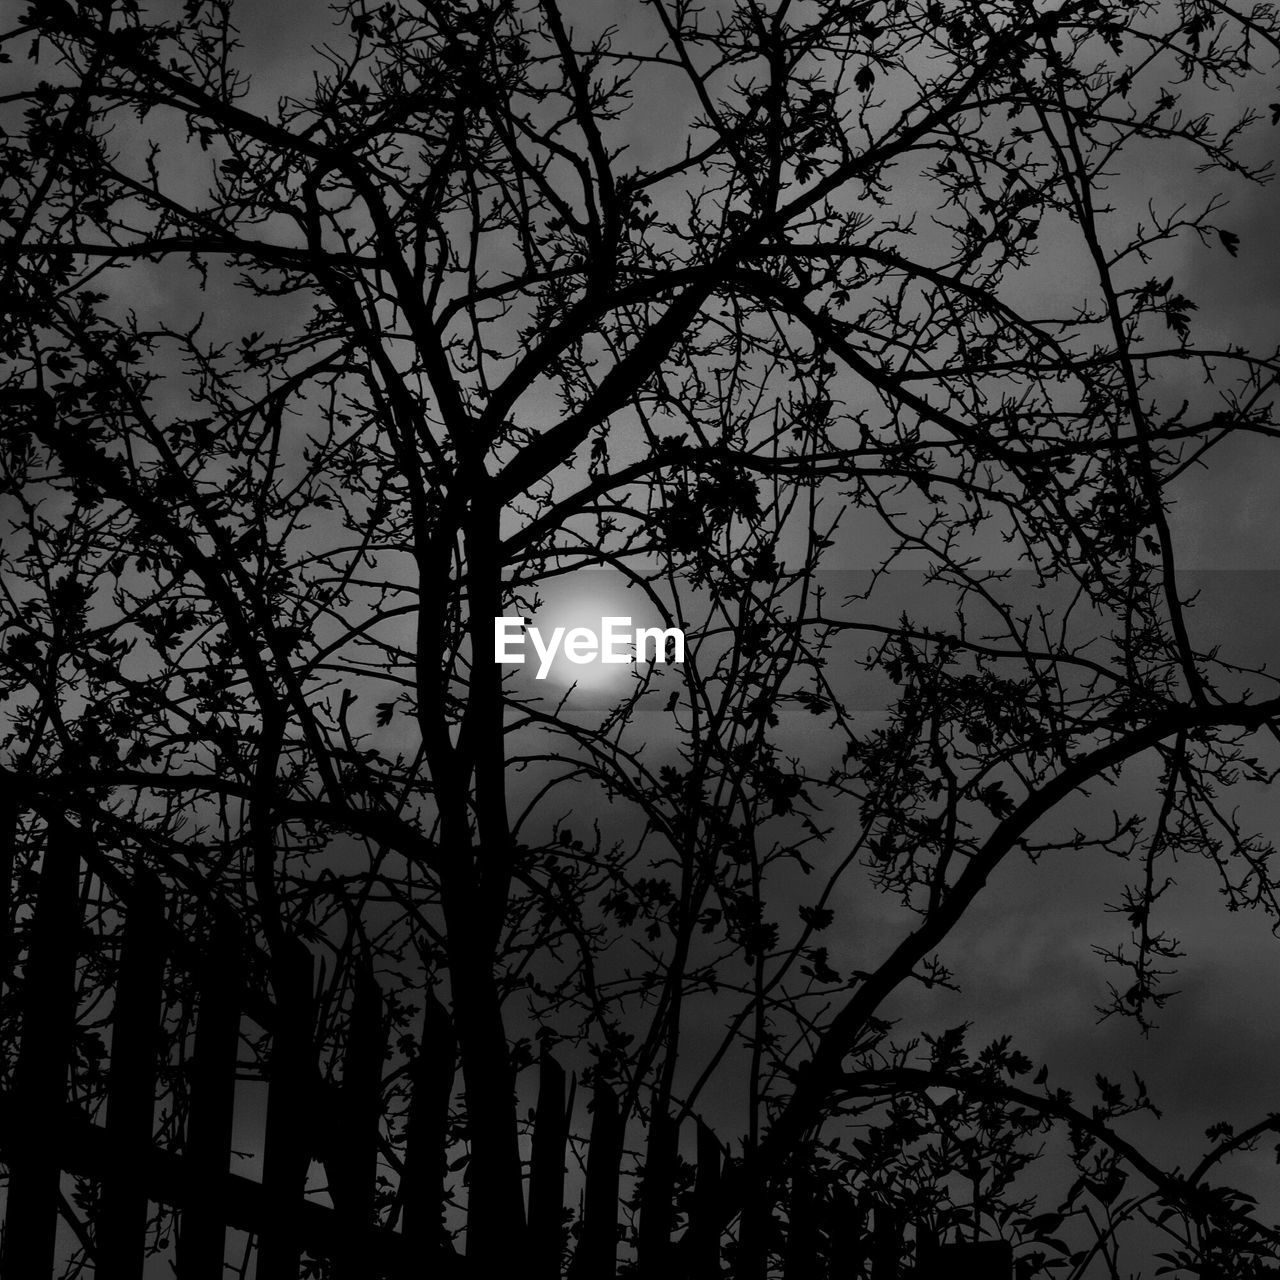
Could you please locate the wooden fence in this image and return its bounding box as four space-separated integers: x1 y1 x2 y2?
0 825 1014 1279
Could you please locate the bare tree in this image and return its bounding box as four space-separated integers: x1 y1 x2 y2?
4 0 1280 1276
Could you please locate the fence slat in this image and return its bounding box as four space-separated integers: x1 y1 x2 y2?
400 987 456 1270
177 910 243 1280
782 1159 817 1280
639 1107 679 1277
734 1160 769 1280
528 1047 568 1280
0 791 15 998
330 966 386 1280
98 869 166 1280
688 1121 721 1279
258 936 316 1280
869 1205 903 1280
918 1239 1014 1279
2 818 81 1277
0 1087 447 1277
826 1198 866 1279
568 1079 624 1280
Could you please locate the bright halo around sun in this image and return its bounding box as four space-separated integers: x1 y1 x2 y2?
524 571 671 696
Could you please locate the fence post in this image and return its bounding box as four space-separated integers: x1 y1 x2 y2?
826 1197 866 1279
258 935 315 1280
528 1047 569 1280
869 1204 903 1280
330 966 386 1280
687 1121 721 1279
98 869 166 1280
568 1078 623 1280
734 1156 769 1280
2 818 82 1277
638 1107 679 1278
0 791 15 998
177 909 243 1280
917 1238 1014 1279
400 987 456 1269
782 1158 817 1280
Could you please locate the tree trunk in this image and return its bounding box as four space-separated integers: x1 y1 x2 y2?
442 897 527 1269
400 988 456 1269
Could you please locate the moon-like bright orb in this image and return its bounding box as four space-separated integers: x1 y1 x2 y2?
521 572 672 697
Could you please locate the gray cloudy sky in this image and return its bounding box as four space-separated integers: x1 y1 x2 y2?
12 0 1280 1270
225 0 1280 1249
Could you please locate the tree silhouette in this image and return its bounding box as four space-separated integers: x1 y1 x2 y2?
3 0 1280 1276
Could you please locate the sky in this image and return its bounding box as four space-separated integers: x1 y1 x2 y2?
9 0 1280 1274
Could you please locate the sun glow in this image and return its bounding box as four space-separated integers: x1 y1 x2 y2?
504 573 681 696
